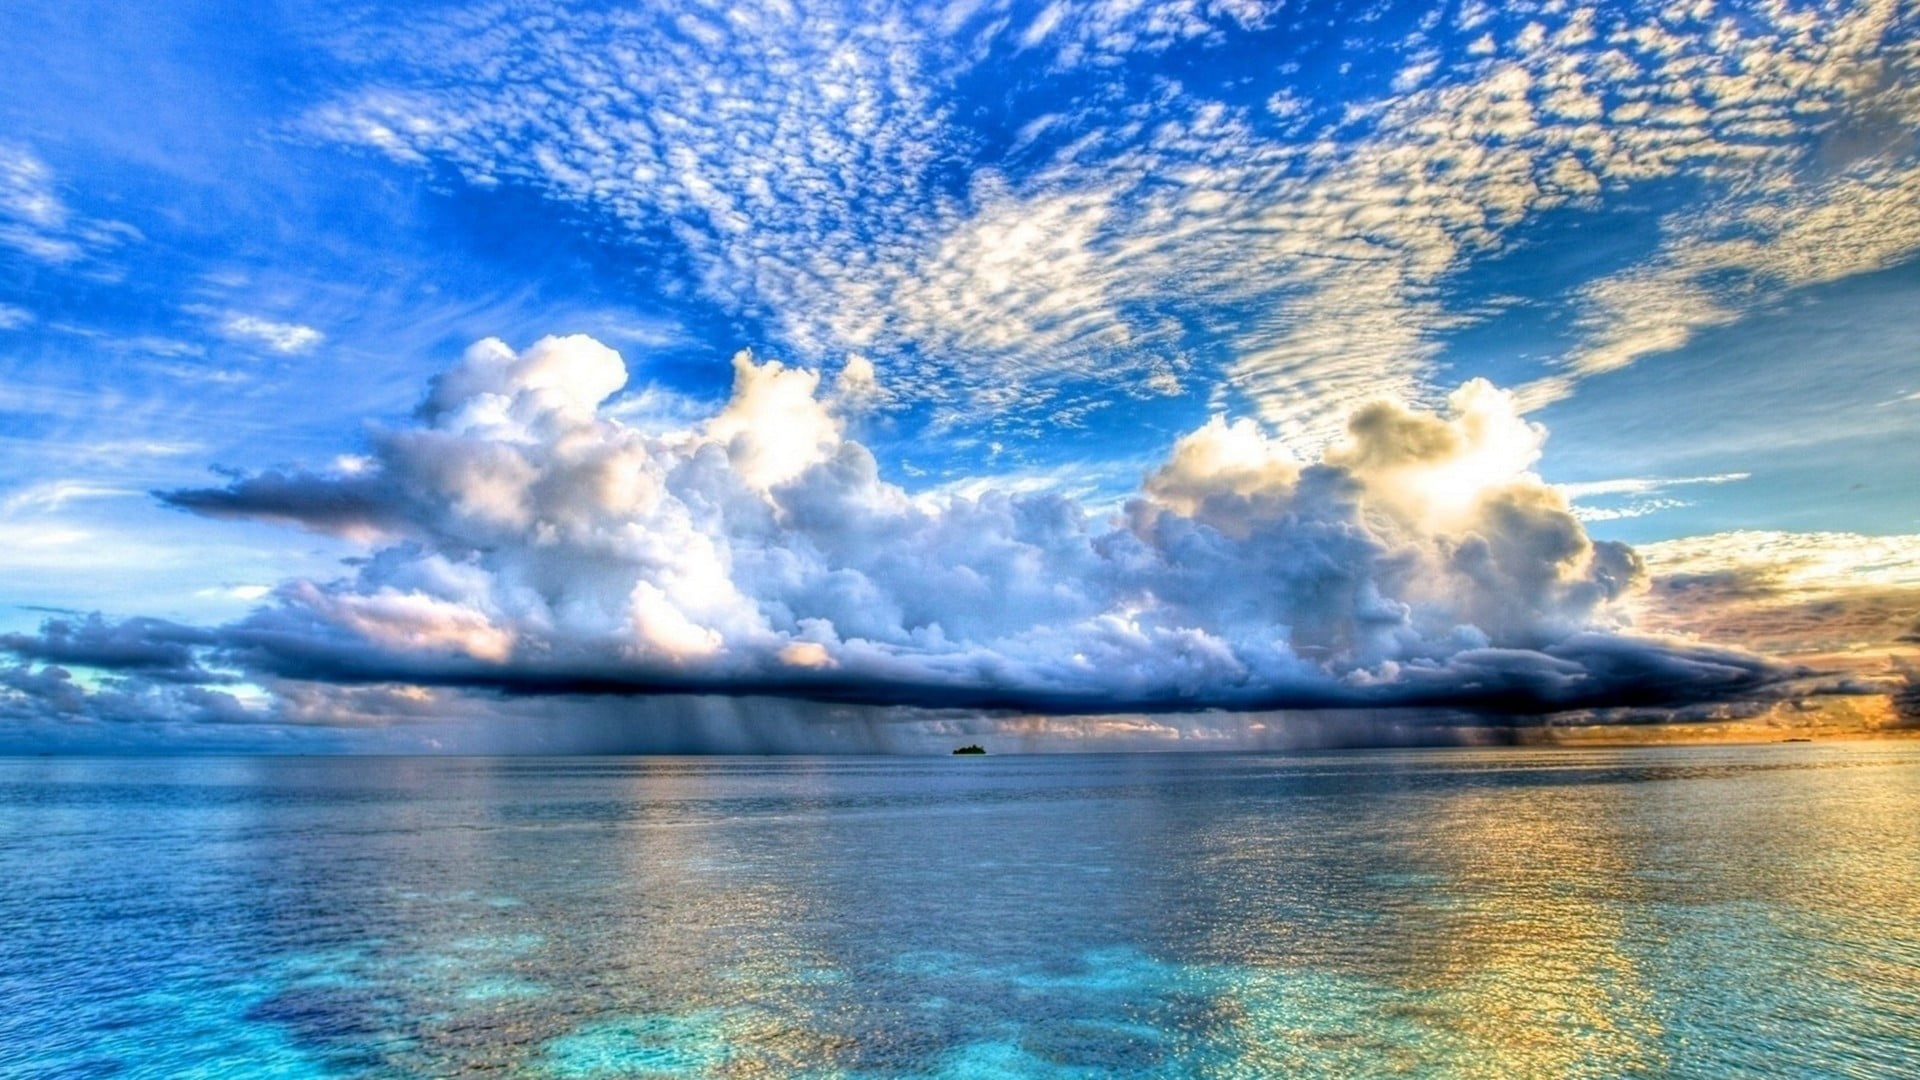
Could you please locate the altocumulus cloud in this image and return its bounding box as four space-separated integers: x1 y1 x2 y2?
5 334 1784 739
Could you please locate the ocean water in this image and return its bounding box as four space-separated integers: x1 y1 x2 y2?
3 745 1919 1078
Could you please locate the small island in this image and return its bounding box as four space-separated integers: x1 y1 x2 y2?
951 744 986 755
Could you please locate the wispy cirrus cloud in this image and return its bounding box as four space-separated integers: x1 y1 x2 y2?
1560 472 1750 522
0 480 136 516
0 142 136 265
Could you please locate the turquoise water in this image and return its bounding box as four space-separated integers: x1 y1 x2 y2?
3 745 1919 1078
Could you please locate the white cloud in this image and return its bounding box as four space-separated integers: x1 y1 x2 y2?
829 353 891 414
1 480 135 515
1571 498 1689 523
134 334 1776 718
1514 1 1920 401
220 314 325 354
1559 473 1751 501
0 521 181 573
0 143 135 264
297 0 1920 447
196 584 273 602
1018 2 1065 49
0 144 74 260
1560 472 1749 521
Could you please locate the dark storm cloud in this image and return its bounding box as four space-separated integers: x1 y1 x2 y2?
0 614 225 683
159 468 404 539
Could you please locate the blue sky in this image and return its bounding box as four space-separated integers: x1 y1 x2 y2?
1 0 1916 750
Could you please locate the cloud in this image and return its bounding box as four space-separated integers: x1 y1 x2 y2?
0 143 80 261
219 314 326 354
0 333 1766 734
298 0 1920 444
1634 530 1920 662
1511 0 1920 404
159 467 400 541
0 614 224 684
1559 472 1750 522
1640 530 1920 598
0 142 136 264
196 584 273 602
0 480 136 515
0 655 308 755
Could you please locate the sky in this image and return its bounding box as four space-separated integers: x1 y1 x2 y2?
0 0 1916 752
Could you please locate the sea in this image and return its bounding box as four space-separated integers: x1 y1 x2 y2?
3 744 1918 1078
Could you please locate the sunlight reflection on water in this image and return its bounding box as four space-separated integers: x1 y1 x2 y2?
3 744 1919 1077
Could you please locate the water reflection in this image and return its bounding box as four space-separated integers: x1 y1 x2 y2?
3 745 1919 1076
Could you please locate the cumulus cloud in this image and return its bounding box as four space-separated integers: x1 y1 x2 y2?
4 333 1767 732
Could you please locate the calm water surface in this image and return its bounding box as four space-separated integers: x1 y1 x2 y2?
4 744 1919 1078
